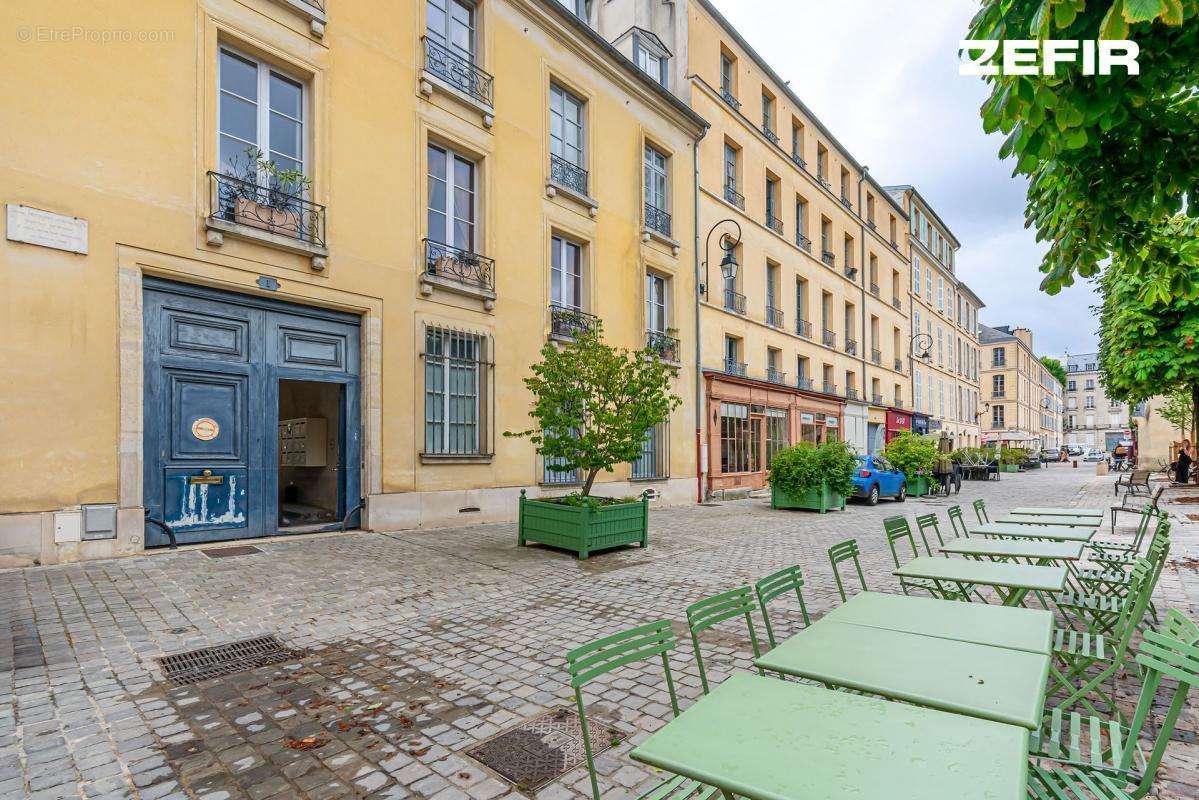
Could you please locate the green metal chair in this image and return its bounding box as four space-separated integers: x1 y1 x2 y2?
947 504 970 538
1088 505 1160 562
883 517 941 597
1029 609 1199 800
685 586 764 695
914 512 947 554
565 621 719 800
754 565 811 649
1061 530 1169 636
827 538 867 603
972 498 989 525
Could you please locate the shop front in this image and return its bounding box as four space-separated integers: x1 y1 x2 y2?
885 409 912 443
866 407 887 454
703 371 844 497
912 413 930 436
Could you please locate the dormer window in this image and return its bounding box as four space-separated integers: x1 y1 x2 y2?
555 0 589 21
632 30 670 87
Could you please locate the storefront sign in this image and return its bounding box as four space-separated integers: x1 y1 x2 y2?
6 204 88 254
825 415 839 428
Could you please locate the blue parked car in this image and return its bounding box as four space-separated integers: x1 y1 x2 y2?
852 454 907 505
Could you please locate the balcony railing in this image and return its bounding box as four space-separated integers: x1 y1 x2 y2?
894 357 903 372
797 376 813 391
892 297 902 310
822 329 836 348
790 152 806 169
821 250 836 266
766 213 783 235
724 359 747 377
550 154 589 196
765 305 784 327
846 387 860 400
871 349 882 365
763 125 780 145
845 339 858 355
796 319 812 339
767 367 787 384
721 88 741 111
823 382 838 395
424 239 495 291
893 399 905 409
844 266 858 281
208 171 326 247
422 37 494 106
869 282 880 296
797 233 812 252
645 330 680 362
867 219 876 230
644 203 672 238
724 183 745 210
723 289 747 314
549 303 598 340
872 393 885 405
840 194 852 209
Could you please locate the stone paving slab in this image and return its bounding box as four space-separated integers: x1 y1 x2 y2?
1 464 1197 799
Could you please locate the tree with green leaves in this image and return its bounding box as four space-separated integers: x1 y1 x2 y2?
967 0 1199 297
506 323 680 497
1040 356 1067 387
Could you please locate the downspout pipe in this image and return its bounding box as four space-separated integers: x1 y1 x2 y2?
858 168 870 445
693 127 705 504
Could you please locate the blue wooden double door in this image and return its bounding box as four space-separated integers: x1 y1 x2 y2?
143 278 361 546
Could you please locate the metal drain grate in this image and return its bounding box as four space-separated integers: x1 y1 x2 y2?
157 635 302 685
203 545 262 558
466 707 620 791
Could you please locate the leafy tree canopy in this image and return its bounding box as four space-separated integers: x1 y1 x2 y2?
506 323 680 497
1040 356 1068 386
968 0 1199 297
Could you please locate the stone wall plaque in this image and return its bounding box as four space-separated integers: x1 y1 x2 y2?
6 204 88 254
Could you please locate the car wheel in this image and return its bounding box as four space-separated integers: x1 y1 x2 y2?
867 484 879 506
895 483 906 502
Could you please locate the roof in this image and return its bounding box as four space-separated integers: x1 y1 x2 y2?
882 184 960 249
978 324 1014 344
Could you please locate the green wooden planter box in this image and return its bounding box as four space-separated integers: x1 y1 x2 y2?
1000 464 1021 473
517 490 648 560
770 481 846 513
908 475 931 497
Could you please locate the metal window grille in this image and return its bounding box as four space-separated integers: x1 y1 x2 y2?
542 427 582 485
631 422 668 480
424 327 490 456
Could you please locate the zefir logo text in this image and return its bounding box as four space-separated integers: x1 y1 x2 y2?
959 40 1140 76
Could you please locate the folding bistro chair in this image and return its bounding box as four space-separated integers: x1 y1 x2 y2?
947 504 970 539
914 513 948 553
685 586 765 694
1108 486 1164 533
754 565 811 648
973 498 990 525
827 539 867 603
884 517 940 597
566 622 719 800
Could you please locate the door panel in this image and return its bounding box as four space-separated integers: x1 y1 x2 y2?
163 467 249 533
167 371 246 461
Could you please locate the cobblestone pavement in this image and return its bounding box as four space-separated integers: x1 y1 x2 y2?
2 465 1197 799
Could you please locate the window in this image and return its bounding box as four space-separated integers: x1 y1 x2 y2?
555 0 588 19
720 402 755 474
427 143 476 252
840 167 850 200
426 0 476 61
936 327 943 365
889 215 897 244
1085 395 1095 409
551 235 583 310
218 47 305 178
644 143 669 227
843 235 854 269
720 51 736 99
914 370 922 412
765 176 779 226
795 196 808 244
795 277 808 323
633 32 668 86
761 91 774 133
1085 378 1095 389
992 347 1006 367
724 335 740 365
766 262 779 313
925 263 932 298
631 422 668 480
820 217 832 256
992 404 1005 428
550 84 585 168
993 374 1005 396
765 408 788 467
646 272 667 333
816 144 828 181
791 121 804 161
866 194 876 224
912 256 921 294
424 326 487 456
723 142 739 191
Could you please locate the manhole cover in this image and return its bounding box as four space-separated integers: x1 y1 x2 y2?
157 635 302 685
203 545 262 558
466 707 620 791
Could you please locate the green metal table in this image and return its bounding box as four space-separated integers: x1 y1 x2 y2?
630 672 1028 800
893 556 1067 607
941 538 1084 563
994 514 1102 528
1010 507 1103 518
821 591 1053 654
755 620 1050 729
972 522 1096 543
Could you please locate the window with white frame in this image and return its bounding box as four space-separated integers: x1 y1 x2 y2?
913 255 921 294
554 0 588 20
425 0 475 61
427 143 476 252
551 235 584 311
646 272 668 334
644 144 669 217
424 326 488 456
720 52 735 97
914 369 923 412
632 422 668 479
218 47 305 179
633 32 669 86
550 84 585 168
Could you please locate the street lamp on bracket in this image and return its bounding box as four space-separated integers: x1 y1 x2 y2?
909 332 932 362
699 219 742 298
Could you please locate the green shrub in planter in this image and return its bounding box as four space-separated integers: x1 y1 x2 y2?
767 440 855 513
518 490 648 560
883 432 938 496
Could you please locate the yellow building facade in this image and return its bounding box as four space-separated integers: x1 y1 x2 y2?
886 186 984 447
979 325 1063 450
0 0 706 562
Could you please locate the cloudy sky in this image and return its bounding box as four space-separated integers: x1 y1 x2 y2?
708 0 1101 357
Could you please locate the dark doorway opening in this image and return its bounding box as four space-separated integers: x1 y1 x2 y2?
278 379 344 532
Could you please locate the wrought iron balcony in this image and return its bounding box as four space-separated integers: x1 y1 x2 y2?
840 194 852 209
724 183 745 210
423 239 495 291
796 319 812 339
894 357 903 372
821 250 836 266
549 303 598 341
765 305 784 328
766 367 786 384
871 348 882 365
763 125 780 145
818 175 831 189
872 393 885 406
645 330 680 362
894 398 905 409
721 88 741 111
889 239 900 251
823 381 837 395
208 171 326 247
892 297 902 310
421 37 494 106
822 329 836 348
766 213 783 235
723 289 746 314
867 219 876 230
797 376 813 391
869 282 880 296
724 359 747 377
644 203 672 238
845 339 858 355
550 154 589 196
791 152 807 169
797 233 812 252
844 266 858 281
846 387 860 400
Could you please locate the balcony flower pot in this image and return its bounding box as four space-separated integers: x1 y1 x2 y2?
770 480 845 513
234 196 301 238
517 490 648 560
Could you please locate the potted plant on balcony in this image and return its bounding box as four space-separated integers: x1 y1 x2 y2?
883 431 938 497
767 440 855 513
508 323 679 559
226 147 311 238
